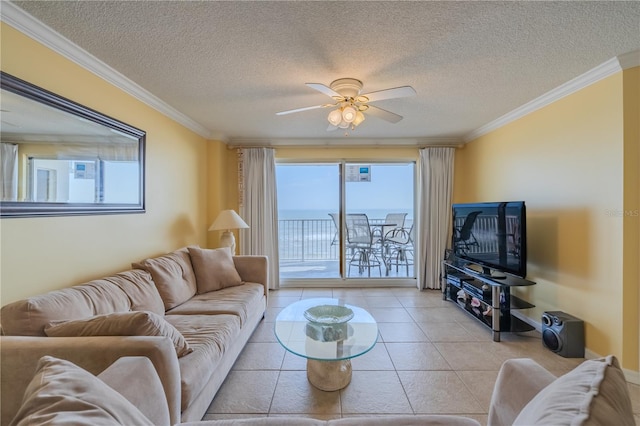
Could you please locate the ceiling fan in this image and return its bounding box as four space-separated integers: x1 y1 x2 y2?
276 78 416 131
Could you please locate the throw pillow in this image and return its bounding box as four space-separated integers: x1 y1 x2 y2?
44 311 193 358
188 246 243 293
514 355 634 425
132 248 198 310
10 356 153 426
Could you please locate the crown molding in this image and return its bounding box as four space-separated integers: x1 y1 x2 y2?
463 52 638 143
227 137 464 148
1 1 213 140
617 49 640 70
5 2 637 147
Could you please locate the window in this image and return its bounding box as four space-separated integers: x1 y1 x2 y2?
277 161 415 285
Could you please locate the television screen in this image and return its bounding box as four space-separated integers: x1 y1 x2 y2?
451 201 527 278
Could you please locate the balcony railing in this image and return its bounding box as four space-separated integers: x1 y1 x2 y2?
278 217 415 279
278 218 413 261
278 219 337 261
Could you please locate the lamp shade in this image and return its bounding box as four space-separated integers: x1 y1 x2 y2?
327 109 343 126
342 106 357 123
208 209 249 231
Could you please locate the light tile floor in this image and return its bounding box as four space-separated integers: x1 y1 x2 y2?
204 287 640 425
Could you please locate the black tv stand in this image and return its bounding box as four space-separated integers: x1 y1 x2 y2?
443 256 536 342
485 273 506 280
463 264 507 280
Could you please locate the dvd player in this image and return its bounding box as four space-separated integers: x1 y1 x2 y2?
446 272 473 286
462 279 492 301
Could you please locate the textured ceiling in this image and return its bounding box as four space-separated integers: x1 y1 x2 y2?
10 1 640 145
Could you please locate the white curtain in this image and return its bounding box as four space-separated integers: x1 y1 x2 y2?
417 147 455 290
1 143 18 201
240 148 280 290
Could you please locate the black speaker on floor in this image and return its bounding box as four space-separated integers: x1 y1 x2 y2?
541 311 585 358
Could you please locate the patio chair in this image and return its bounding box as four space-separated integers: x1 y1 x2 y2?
453 210 481 254
345 213 381 277
329 213 340 246
373 213 407 243
384 223 414 276
372 212 408 261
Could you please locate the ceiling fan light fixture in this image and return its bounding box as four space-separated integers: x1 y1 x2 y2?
279 77 415 133
342 106 357 123
327 109 343 126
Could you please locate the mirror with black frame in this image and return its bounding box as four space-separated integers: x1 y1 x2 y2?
0 72 145 217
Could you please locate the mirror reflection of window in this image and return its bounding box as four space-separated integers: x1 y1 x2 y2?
1 72 145 216
36 168 56 202
1 143 19 201
26 157 140 204
102 161 140 203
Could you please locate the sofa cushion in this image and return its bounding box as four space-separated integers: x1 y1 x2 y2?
44 311 193 358
10 356 153 426
514 355 634 426
164 314 241 410
0 279 132 336
188 246 243 293
166 283 265 326
104 269 165 316
133 248 198 310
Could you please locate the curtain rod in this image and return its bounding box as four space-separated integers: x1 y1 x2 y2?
227 144 463 150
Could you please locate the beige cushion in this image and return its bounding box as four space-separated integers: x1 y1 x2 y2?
166 283 265 327
104 269 165 316
10 356 153 426
514 355 634 426
133 248 197 310
97 357 170 426
188 246 243 293
44 311 193 358
0 279 132 336
165 314 242 410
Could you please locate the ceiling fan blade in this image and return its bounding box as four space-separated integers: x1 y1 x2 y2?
359 86 416 103
276 104 330 115
306 83 342 99
366 105 403 123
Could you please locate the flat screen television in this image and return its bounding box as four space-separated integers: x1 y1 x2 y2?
451 201 527 278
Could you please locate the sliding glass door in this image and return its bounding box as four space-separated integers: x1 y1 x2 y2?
344 163 414 280
277 163 341 279
276 161 415 286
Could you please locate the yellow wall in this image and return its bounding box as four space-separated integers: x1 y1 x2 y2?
455 70 639 371
206 143 241 250
622 67 640 371
0 24 216 304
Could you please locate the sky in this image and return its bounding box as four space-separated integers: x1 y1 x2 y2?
276 163 414 215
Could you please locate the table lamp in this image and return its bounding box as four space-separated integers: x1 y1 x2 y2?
208 209 249 255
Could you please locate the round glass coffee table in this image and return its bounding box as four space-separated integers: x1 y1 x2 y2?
274 298 378 391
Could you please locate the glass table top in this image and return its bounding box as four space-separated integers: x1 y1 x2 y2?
274 298 378 361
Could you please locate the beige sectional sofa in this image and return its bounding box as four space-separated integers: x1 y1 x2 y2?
0 246 268 426
3 352 635 425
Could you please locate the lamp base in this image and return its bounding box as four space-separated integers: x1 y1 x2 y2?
219 231 236 255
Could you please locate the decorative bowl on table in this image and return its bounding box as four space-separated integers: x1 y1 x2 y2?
304 305 354 324
305 322 352 342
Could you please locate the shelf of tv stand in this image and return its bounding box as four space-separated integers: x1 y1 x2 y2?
443 258 536 341
447 278 534 311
